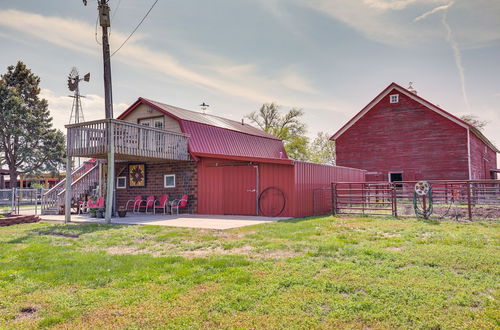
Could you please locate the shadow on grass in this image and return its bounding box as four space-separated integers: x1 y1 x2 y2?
7 223 123 244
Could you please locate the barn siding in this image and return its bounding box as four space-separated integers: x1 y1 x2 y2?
197 157 365 217
336 89 470 180
292 162 365 217
470 132 497 179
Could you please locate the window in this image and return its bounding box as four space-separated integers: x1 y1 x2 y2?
154 119 163 129
164 174 176 188
389 172 403 182
116 176 127 189
390 94 399 103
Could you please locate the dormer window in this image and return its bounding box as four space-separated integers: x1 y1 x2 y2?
390 94 399 103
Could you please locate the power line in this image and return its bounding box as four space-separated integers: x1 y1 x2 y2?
110 0 159 57
111 0 123 20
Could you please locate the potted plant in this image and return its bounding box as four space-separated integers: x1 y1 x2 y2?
96 208 105 218
117 206 127 218
89 208 97 218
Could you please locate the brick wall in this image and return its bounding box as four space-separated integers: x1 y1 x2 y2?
115 161 198 213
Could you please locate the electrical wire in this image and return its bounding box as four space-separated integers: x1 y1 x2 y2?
111 0 123 20
94 15 102 45
110 0 159 57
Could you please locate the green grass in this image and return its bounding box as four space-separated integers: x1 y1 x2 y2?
0 216 498 329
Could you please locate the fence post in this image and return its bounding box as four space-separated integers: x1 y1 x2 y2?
11 188 15 213
391 183 397 217
466 181 473 221
331 183 337 216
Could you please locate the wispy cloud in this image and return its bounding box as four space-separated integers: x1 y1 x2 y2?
40 89 128 131
414 1 454 21
413 2 470 110
441 11 470 111
293 0 500 47
0 9 325 111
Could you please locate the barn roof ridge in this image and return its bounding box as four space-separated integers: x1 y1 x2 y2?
118 97 280 141
330 82 499 153
117 97 289 163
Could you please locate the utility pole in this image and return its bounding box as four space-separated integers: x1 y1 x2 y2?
84 0 114 223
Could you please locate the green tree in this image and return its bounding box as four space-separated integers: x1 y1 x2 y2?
309 132 335 165
0 61 65 185
246 103 310 160
459 114 488 131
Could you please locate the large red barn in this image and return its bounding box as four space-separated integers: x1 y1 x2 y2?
331 83 499 182
107 97 365 217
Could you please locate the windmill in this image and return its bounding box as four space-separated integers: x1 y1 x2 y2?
67 67 90 168
67 67 90 124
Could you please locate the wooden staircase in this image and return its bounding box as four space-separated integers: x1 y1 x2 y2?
41 160 100 215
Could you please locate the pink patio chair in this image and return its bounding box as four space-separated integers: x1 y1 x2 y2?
153 194 169 214
125 195 142 213
170 194 188 215
138 195 155 214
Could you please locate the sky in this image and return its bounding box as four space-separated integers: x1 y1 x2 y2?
0 0 499 153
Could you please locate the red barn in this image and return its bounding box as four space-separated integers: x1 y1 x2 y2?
331 83 499 182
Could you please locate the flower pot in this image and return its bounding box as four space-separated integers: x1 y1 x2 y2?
96 210 104 218
118 210 127 218
90 212 97 218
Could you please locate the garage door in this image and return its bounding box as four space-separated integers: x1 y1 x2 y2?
222 165 257 215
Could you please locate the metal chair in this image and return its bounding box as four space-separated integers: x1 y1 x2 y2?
170 194 188 215
153 194 169 214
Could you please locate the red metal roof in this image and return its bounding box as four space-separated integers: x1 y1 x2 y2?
331 82 499 153
117 98 289 162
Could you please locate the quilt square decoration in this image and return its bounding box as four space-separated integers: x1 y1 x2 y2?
129 164 146 187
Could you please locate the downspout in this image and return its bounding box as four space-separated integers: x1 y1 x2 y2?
467 128 472 180
254 165 259 216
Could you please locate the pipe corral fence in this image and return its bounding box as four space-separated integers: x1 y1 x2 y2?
312 180 500 221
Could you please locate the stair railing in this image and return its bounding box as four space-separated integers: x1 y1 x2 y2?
41 160 97 213
56 164 100 209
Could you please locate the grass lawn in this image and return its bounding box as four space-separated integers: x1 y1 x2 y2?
0 216 498 329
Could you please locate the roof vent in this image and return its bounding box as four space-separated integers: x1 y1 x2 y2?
199 102 209 114
407 82 417 94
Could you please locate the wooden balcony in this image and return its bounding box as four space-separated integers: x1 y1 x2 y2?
66 119 190 161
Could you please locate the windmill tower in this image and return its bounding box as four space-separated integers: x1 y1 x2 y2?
67 67 90 124
67 67 90 167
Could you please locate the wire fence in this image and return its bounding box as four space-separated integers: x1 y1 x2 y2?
0 188 48 215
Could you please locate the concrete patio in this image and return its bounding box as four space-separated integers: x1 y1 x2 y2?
38 213 290 230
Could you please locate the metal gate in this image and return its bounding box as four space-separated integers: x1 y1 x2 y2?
331 182 397 216
0 188 46 215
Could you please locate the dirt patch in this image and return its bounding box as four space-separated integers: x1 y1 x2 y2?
43 232 80 238
385 246 403 251
15 306 38 322
381 232 401 238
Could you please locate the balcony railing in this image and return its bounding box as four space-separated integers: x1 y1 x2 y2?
66 119 190 161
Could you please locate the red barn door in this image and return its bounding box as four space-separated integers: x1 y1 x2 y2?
222 165 257 215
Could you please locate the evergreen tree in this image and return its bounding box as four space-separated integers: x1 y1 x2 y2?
0 61 65 186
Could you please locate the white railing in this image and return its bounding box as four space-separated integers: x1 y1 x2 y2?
66 119 190 161
56 164 100 207
41 160 98 213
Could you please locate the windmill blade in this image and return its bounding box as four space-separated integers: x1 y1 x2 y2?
83 72 90 82
67 76 78 91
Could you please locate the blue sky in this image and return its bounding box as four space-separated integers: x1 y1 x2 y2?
0 0 499 151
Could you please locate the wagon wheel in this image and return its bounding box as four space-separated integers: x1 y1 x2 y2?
258 187 286 217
